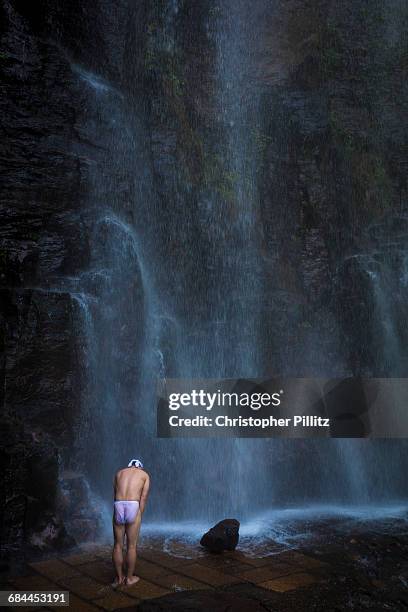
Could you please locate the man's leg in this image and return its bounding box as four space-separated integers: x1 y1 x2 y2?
125 510 142 585
112 517 125 586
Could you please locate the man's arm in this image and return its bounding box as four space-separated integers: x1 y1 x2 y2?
139 474 150 514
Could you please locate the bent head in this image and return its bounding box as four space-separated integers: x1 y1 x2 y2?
128 458 144 469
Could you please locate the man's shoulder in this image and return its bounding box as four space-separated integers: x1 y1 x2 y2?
139 469 150 479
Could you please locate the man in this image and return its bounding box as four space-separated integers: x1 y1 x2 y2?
112 459 150 586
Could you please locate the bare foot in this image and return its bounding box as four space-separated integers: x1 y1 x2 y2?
126 575 140 586
111 576 125 588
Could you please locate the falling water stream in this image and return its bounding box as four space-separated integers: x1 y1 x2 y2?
66 0 408 535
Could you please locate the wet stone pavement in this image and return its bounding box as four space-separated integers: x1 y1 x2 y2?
6 528 408 611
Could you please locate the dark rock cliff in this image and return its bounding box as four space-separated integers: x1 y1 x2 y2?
0 0 131 558
1 0 85 559
1 0 408 559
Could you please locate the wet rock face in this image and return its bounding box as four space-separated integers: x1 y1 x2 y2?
0 412 74 558
255 0 408 376
2 0 408 555
58 471 105 542
0 0 89 556
0 0 140 556
200 519 240 553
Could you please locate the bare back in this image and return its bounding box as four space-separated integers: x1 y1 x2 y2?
114 468 149 503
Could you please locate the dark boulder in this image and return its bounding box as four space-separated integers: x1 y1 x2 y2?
200 519 240 553
57 471 105 542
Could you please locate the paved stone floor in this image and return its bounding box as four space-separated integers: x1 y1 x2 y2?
6 526 408 611
7 540 327 611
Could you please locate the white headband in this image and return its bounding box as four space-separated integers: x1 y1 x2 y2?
128 459 143 468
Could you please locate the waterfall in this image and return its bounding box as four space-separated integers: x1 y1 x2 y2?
69 0 408 528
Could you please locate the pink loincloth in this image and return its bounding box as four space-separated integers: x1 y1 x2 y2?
113 500 139 525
